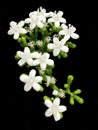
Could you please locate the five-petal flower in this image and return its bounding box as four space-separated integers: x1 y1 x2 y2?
44 97 67 121
59 24 79 40
8 21 27 39
48 37 69 56
19 69 43 92
33 52 54 70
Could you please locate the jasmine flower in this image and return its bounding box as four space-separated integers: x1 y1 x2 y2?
46 76 56 87
59 24 79 40
44 97 67 121
52 89 65 98
48 37 69 56
19 69 43 92
33 52 54 70
8 21 27 39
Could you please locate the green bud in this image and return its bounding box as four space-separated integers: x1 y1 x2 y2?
67 75 74 85
60 52 68 58
70 96 74 105
40 86 44 92
73 89 82 94
14 54 20 60
64 84 69 89
66 42 76 49
43 96 49 100
74 95 84 104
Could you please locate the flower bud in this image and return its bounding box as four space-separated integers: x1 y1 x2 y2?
70 96 74 105
74 95 84 104
73 89 82 94
67 75 74 85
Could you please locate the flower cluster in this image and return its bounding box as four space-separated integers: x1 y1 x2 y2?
8 7 84 121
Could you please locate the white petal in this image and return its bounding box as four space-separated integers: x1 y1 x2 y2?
38 21 44 28
20 28 27 34
10 21 17 27
19 74 29 83
71 33 79 39
8 29 14 35
45 108 53 117
43 53 49 59
40 62 46 70
53 37 59 44
59 30 66 35
33 83 41 91
48 18 54 23
30 52 40 58
18 59 25 66
60 18 66 23
35 76 43 82
27 58 33 66
24 83 32 92
14 33 19 39
44 99 53 108
33 60 40 66
24 47 30 54
29 69 36 78
18 21 24 27
25 18 31 23
30 23 36 30
53 49 60 56
61 46 69 53
17 51 24 57
58 106 67 112
46 59 54 66
55 21 60 27
52 90 58 95
54 112 61 121
53 98 60 106
47 44 54 49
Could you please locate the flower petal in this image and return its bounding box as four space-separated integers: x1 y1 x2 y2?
71 33 79 39
53 112 61 121
24 83 32 92
35 76 43 82
40 62 46 70
53 49 60 56
18 59 25 66
27 58 33 66
53 98 60 106
19 74 29 83
18 21 24 27
17 51 24 57
33 60 40 66
24 47 30 54
14 33 19 39
29 69 36 78
58 106 67 112
46 59 54 66
33 83 41 91
47 43 54 49
45 108 53 117
61 46 69 53
44 99 52 108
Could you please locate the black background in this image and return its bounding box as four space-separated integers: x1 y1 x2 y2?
0 0 97 129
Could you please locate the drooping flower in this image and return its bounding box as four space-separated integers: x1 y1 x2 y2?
16 47 39 66
59 24 79 40
45 75 56 87
8 21 27 39
44 97 67 121
52 89 65 98
48 11 66 27
19 69 43 92
47 37 69 56
33 52 54 70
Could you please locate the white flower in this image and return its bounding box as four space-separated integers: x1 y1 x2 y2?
33 52 54 70
59 24 79 40
48 11 66 27
25 7 47 30
17 47 39 66
46 76 56 87
8 21 27 39
19 69 43 92
52 89 65 98
44 97 67 121
48 37 69 56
